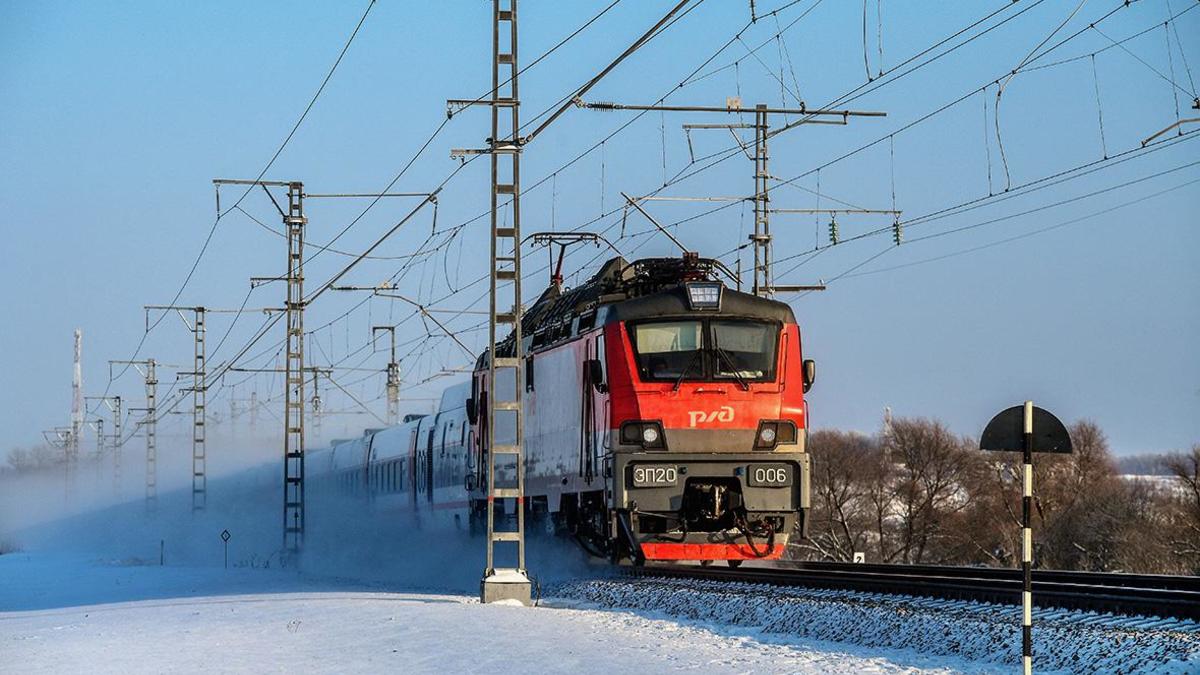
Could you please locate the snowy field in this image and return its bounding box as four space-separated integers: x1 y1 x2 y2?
3 552 984 674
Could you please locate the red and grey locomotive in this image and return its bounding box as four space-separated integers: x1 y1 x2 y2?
310 254 815 565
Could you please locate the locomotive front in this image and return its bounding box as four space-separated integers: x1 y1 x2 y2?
600 276 814 564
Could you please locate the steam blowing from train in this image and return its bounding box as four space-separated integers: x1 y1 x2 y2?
309 255 816 566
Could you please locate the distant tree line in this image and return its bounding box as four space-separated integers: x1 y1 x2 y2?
3 444 68 475
793 418 1200 576
1116 452 1178 476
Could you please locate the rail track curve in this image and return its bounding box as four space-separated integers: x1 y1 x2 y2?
623 560 1200 620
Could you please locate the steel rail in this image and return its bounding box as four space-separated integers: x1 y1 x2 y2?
623 562 1200 620
781 560 1200 592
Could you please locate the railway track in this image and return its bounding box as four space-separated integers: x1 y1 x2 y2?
624 561 1200 620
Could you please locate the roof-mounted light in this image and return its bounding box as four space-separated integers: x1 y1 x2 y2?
685 282 723 311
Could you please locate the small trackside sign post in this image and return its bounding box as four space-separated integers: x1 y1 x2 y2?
980 401 1072 675
221 529 231 569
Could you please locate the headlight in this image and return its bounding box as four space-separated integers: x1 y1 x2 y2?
758 425 777 445
620 420 667 450
755 420 797 450
684 281 723 310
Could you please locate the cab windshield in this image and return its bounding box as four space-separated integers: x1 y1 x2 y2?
629 319 779 383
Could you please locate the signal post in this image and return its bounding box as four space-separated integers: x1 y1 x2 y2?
981 401 1073 674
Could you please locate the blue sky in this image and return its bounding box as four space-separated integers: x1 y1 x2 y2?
2 0 1197 456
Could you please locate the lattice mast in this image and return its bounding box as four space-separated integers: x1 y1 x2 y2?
373 326 401 426
283 182 307 554
142 305 208 512
192 309 207 511
70 330 83 460
475 0 532 605
113 358 159 510
144 360 157 509
449 0 698 605
111 395 122 496
752 104 771 296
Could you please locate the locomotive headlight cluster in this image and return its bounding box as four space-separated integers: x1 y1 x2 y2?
755 420 798 450
620 420 667 450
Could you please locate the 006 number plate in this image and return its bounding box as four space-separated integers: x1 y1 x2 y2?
632 465 678 487
747 464 791 487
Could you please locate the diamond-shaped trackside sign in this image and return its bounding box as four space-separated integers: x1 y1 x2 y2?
220 529 231 542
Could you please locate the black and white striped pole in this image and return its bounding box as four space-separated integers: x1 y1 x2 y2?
981 401 1072 674
1021 401 1034 675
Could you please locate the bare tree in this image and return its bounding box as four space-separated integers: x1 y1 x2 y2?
5 445 62 473
1162 445 1200 572
862 440 902 563
6 447 32 472
1032 420 1117 569
795 430 876 561
1163 444 1200 522
951 457 1020 567
882 418 977 564
971 420 1171 572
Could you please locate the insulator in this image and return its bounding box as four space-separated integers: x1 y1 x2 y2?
828 219 839 246
892 219 902 245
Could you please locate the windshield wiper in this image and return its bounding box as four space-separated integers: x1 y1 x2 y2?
711 337 750 391
672 349 704 391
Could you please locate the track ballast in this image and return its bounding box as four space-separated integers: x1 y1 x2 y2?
623 560 1200 619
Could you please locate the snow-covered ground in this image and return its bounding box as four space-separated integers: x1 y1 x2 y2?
3 552 981 674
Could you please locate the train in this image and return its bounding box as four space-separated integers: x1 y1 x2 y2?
308 254 815 566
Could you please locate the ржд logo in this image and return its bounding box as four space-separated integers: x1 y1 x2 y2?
687 405 734 427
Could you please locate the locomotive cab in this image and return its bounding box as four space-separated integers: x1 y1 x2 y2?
600 274 811 563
